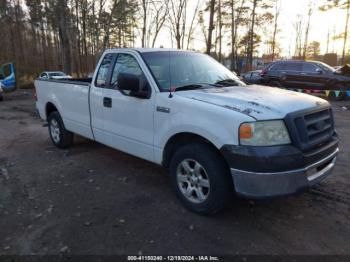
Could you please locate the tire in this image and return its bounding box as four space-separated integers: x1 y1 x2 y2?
169 143 232 215
269 80 282 87
0 94 3 101
48 111 74 149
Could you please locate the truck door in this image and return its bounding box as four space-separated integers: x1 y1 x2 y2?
282 62 304 88
100 52 155 162
90 53 117 144
300 62 329 90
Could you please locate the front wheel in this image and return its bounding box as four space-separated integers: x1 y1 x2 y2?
269 80 282 88
169 143 232 215
48 111 74 149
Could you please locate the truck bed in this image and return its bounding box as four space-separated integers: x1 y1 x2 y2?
35 78 94 140
37 78 92 85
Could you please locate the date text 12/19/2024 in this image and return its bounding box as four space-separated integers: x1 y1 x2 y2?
127 256 220 261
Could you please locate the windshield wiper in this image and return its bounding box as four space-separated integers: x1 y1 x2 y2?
215 79 239 87
169 83 226 98
174 84 205 91
169 84 213 98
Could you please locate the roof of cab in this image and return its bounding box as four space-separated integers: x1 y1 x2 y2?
105 48 195 54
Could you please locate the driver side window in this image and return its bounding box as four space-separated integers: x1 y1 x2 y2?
303 63 319 73
110 53 147 97
95 53 115 87
110 53 143 88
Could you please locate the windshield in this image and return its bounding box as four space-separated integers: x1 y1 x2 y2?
142 51 245 91
49 72 66 77
314 62 335 72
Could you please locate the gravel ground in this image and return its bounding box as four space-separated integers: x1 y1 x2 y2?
0 90 349 256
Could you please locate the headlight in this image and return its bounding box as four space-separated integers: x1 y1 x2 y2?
239 120 291 146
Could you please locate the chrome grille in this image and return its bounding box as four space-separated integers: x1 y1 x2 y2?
291 108 334 150
304 109 333 143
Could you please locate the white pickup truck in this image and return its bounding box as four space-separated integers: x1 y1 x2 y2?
35 49 339 214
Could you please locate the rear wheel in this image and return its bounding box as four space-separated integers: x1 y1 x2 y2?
169 143 232 215
48 111 74 149
0 94 3 101
269 80 282 87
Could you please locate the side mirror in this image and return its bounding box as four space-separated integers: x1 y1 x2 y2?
117 72 151 99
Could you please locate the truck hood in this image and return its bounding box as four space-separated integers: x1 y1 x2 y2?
175 85 329 120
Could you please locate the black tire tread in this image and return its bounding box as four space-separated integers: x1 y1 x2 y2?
169 143 232 215
48 111 74 149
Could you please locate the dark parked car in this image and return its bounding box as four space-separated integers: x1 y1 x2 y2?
242 70 262 84
261 60 350 100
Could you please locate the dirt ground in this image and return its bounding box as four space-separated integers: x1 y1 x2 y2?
0 90 349 256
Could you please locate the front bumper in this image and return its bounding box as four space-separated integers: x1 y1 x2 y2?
221 136 339 198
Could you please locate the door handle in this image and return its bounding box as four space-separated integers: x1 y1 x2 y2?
103 97 112 108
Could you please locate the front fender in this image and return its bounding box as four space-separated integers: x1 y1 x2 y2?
153 94 254 164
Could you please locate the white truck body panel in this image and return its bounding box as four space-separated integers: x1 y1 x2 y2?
176 85 329 121
35 48 333 166
36 81 94 140
153 92 254 164
99 87 155 162
34 49 339 206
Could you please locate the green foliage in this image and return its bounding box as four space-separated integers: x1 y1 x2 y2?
306 41 321 59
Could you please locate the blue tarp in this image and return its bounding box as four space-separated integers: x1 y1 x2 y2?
0 63 16 91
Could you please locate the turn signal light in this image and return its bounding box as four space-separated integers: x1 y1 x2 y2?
239 124 253 139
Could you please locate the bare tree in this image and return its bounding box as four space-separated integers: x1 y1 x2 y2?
218 0 223 61
229 0 247 70
247 0 258 68
139 0 150 47
102 0 119 49
169 0 187 49
186 0 202 49
320 0 350 63
230 0 236 69
55 0 72 74
342 0 350 63
206 0 216 54
149 0 169 47
302 1 314 60
271 0 281 61
293 15 303 58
